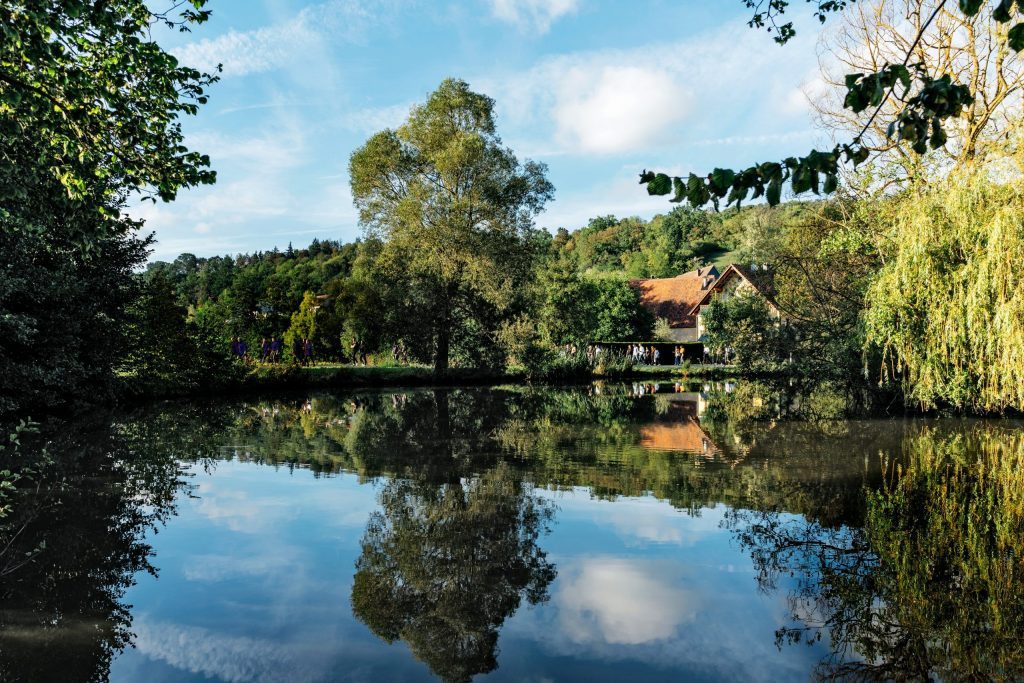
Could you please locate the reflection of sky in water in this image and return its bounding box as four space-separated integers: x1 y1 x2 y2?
110 460 829 682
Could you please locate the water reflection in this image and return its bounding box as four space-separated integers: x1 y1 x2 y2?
0 411 208 681
733 422 1024 681
353 464 556 683
0 384 1021 681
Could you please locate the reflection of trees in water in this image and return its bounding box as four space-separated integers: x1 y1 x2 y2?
0 408 224 682
199 384 893 526
728 423 1024 681
351 463 556 683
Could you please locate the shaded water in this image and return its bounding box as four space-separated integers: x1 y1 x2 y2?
1 382 1023 682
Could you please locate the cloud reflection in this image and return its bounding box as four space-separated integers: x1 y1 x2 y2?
133 617 323 683
556 557 699 645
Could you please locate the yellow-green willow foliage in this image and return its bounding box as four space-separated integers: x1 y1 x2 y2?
865 176 1024 411
861 425 1024 678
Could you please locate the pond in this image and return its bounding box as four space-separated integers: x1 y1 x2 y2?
1 382 1023 682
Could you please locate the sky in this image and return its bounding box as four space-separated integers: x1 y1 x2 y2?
135 0 831 262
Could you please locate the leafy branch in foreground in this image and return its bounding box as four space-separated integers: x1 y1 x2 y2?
643 0 1016 209
0 0 219 238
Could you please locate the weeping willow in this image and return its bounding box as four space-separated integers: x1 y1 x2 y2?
865 175 1024 411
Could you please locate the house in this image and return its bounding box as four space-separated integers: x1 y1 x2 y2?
628 265 719 342
689 263 783 339
630 263 783 346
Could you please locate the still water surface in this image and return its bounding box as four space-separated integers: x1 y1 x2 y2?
2 383 1023 682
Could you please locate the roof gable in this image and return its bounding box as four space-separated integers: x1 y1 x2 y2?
688 263 779 315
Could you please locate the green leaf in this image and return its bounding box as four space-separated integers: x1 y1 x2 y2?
823 173 838 194
766 178 782 206
994 0 1015 22
709 168 736 192
792 166 812 194
958 0 984 15
930 118 948 149
893 64 912 90
646 173 672 196
670 176 686 203
1009 23 1024 51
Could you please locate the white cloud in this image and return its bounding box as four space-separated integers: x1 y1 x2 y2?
483 19 820 159
598 498 726 547
342 102 414 134
489 0 580 34
183 552 298 582
133 618 325 683
126 106 331 258
174 0 382 77
556 557 700 645
553 66 690 154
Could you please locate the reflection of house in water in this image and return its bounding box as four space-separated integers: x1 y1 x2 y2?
639 392 720 458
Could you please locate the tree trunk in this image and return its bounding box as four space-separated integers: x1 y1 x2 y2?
434 281 455 375
435 323 450 375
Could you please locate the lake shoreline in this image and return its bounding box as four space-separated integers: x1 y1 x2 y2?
118 362 748 404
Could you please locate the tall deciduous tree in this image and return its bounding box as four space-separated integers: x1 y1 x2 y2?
349 79 554 373
1 1 218 414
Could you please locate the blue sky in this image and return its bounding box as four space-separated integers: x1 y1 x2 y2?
136 0 830 261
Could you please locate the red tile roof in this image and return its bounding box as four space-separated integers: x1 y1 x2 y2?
629 265 719 328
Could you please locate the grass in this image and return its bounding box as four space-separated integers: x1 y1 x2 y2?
706 247 739 271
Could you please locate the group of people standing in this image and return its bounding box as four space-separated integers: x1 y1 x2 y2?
625 344 689 366
626 344 659 364
229 336 315 365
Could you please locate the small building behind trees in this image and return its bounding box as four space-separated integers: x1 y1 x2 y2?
691 263 782 339
628 265 719 342
630 263 782 351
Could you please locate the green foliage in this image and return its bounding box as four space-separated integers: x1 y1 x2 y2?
122 272 240 395
350 79 553 372
1 0 218 415
865 175 1024 411
284 291 318 362
143 240 362 363
702 292 788 368
0 183 149 414
0 1 218 238
592 278 654 342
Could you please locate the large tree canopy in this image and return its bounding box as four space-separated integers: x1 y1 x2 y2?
1 1 218 415
350 78 553 372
